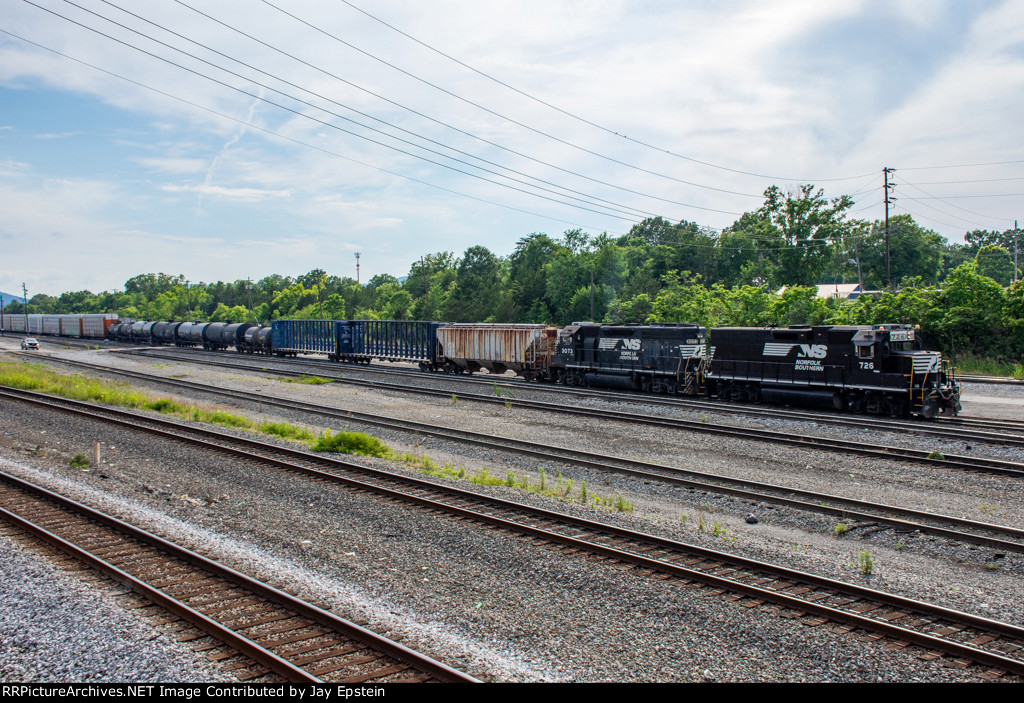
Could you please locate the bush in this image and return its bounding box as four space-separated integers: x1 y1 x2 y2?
311 429 391 458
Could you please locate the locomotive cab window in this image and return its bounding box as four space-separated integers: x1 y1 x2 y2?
857 345 874 359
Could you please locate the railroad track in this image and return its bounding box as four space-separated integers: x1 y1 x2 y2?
960 374 1024 386
105 349 1024 476
21 357 1024 555
0 468 479 684
119 346 1024 445
2 385 1023 679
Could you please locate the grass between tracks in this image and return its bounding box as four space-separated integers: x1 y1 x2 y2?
0 360 633 513
0 360 317 440
951 354 1024 379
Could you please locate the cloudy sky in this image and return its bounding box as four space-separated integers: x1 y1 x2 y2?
1 0 1022 296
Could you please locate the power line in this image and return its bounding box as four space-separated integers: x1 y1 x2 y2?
897 192 1024 199
899 159 1024 171
26 0 679 222
255 0 868 192
895 180 1013 229
0 26 629 237
64 0 682 221
329 0 880 184
902 176 1024 185
894 195 993 230
86 0 663 220
892 204 968 232
88 0 747 217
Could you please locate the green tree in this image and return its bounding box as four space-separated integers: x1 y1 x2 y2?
975 245 1014 285
444 246 504 322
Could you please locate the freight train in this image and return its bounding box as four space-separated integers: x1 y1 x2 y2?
7 313 962 418
1 313 118 338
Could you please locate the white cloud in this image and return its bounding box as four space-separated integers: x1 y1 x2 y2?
0 0 1020 294
160 184 290 201
133 157 208 174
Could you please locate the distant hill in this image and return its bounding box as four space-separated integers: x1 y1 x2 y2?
0 292 23 310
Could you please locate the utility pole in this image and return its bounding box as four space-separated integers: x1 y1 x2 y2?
883 167 896 290
317 273 324 320
247 277 255 323
589 266 595 321
22 282 28 334
1015 220 1019 283
355 252 361 284
853 240 864 290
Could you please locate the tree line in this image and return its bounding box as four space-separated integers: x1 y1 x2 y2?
8 185 1023 363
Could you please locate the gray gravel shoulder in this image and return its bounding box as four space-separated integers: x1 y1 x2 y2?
0 526 235 682
1 348 1021 682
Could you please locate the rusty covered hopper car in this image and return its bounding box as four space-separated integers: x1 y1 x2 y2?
435 323 559 380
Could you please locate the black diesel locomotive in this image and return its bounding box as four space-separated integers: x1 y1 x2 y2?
553 323 706 395
705 324 960 418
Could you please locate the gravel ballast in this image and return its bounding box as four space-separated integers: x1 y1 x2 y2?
0 527 234 682
0 345 1021 682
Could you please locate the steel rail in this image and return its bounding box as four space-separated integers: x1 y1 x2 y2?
0 469 480 683
2 386 1022 677
107 349 1024 477
122 346 1024 443
19 359 1024 554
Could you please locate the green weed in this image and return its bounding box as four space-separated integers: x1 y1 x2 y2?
279 375 332 385
311 429 391 458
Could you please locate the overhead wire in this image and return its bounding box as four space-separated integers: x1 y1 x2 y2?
63 0 674 221
89 0 743 217
27 0 675 222
0 20 890 261
13 2 1018 252
903 176 1024 185
894 180 1005 230
0 26 630 237
892 204 967 232
899 159 1024 171
253 0 847 192
329 0 880 184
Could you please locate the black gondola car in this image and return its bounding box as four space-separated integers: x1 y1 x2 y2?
705 324 961 417
552 323 706 393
